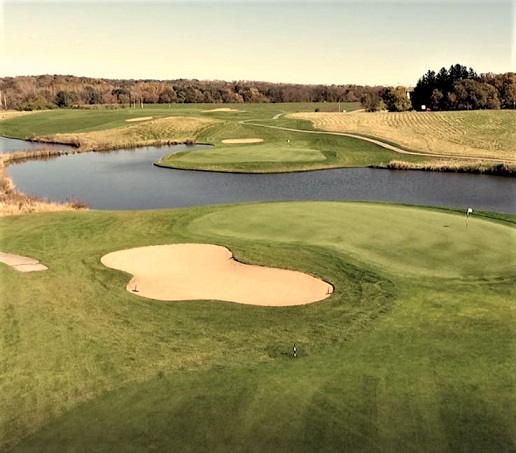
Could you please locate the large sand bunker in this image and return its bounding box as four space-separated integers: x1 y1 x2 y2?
101 244 332 306
125 116 153 122
221 138 264 144
202 108 241 113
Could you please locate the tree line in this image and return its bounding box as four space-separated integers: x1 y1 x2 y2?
410 64 515 111
0 74 382 111
360 65 515 112
1 66 513 112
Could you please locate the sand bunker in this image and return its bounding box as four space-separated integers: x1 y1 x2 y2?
126 116 153 122
202 108 241 113
0 252 48 272
101 244 332 306
221 138 264 144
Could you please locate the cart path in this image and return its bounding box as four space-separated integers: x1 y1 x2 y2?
244 120 516 163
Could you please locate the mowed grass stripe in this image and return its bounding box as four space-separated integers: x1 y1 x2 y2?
291 110 516 161
10 271 515 452
1 203 514 451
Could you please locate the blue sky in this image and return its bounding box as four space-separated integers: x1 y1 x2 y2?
1 0 514 86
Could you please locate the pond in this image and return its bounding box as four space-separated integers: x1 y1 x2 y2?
7 144 516 213
0 136 73 154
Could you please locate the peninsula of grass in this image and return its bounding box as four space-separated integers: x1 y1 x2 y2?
1 103 514 179
156 121 425 173
1 202 515 451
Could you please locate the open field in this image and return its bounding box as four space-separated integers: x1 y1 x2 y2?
1 202 515 451
290 110 516 161
0 103 360 139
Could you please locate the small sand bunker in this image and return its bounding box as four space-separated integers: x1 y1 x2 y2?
202 108 241 113
101 244 332 306
126 116 153 122
0 252 48 272
221 138 264 144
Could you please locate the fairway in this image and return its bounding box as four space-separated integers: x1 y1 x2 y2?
156 120 420 172
1 202 515 451
0 103 430 174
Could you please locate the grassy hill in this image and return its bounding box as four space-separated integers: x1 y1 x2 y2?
291 110 516 161
1 202 515 451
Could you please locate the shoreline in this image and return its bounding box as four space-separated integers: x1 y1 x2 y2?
370 160 515 177
2 137 514 216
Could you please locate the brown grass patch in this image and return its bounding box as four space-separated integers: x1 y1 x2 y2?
40 116 219 151
291 110 516 161
378 159 516 176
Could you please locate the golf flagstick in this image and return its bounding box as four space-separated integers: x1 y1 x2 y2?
466 207 473 229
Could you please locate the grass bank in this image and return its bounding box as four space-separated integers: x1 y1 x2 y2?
374 159 516 176
0 151 89 216
290 110 516 162
1 202 514 451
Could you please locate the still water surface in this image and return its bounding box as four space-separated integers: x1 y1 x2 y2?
7 144 516 213
0 136 73 153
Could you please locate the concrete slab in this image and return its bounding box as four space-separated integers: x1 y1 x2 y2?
0 252 48 272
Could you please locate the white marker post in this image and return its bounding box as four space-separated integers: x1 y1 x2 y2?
466 207 473 229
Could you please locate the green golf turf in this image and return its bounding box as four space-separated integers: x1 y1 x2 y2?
1 202 514 451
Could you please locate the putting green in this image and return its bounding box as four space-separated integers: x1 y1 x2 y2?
169 143 325 164
185 202 516 279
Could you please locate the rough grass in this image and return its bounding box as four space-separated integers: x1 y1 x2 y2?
290 110 516 161
39 116 219 151
1 202 514 451
376 159 516 176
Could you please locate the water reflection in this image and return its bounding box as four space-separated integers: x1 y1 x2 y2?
0 136 74 154
7 144 516 213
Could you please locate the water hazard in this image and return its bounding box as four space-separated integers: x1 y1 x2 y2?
0 136 73 154
7 143 516 213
